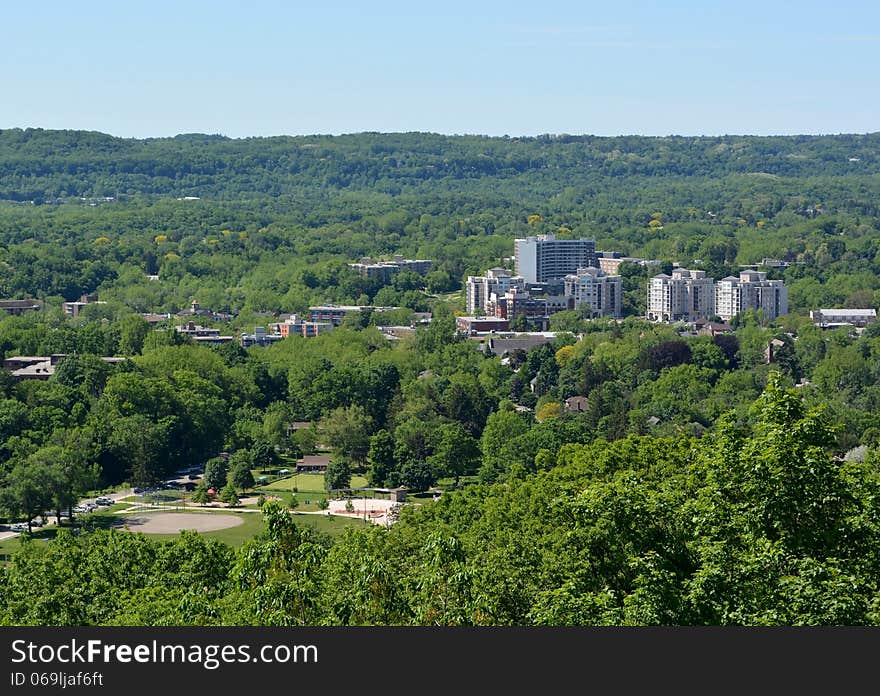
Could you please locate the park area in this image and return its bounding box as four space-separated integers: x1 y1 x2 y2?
0 465 406 560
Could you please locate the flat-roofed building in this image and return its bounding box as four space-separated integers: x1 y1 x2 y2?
0 299 41 315
63 293 105 318
309 304 399 326
276 314 335 337
465 268 525 314
810 308 877 328
514 234 597 283
596 253 661 275
563 267 622 318
349 255 433 282
455 316 511 335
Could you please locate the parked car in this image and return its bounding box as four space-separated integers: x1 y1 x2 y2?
188 474 201 480
30 518 44 527
133 487 145 494
95 497 114 506
73 505 88 513
9 523 28 532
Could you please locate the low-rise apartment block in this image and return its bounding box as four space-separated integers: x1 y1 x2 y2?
349 255 433 283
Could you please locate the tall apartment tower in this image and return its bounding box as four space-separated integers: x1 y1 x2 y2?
646 268 715 322
514 234 597 283
465 268 526 315
714 270 788 322
563 267 622 318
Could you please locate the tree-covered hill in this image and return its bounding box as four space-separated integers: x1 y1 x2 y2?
1 129 878 208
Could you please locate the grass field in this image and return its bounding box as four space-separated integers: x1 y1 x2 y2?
254 473 370 511
0 507 372 558
256 473 368 493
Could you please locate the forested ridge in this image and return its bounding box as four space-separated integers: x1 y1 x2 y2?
1 129 880 625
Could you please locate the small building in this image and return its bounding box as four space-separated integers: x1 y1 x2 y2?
694 319 734 336
486 333 557 357
564 396 589 413
765 338 787 364
295 455 330 474
141 313 171 325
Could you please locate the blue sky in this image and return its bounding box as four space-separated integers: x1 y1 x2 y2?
2 0 878 138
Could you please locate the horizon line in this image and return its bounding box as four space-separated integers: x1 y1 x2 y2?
2 126 879 141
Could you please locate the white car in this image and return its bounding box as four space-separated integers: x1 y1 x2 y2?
9 523 28 532
95 497 114 506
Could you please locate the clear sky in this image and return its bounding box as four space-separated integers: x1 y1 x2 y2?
2 0 878 138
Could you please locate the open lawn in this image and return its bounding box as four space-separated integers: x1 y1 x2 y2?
257 472 368 493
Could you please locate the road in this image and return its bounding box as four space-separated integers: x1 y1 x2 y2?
0 487 135 541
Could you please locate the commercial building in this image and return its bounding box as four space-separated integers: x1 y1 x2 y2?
810 308 877 329
563 267 622 318
514 234 597 283
714 270 788 322
275 314 335 338
455 316 511 335
647 269 715 322
488 289 572 328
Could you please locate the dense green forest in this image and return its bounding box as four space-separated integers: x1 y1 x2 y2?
1 129 880 625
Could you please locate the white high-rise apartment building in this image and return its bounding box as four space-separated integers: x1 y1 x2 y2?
714 270 788 322
646 268 715 322
465 268 526 315
563 267 622 318
514 234 597 283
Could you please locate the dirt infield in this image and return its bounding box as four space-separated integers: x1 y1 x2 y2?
327 497 400 526
116 512 245 534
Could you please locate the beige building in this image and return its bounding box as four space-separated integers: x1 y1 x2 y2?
647 269 715 322
563 267 622 318
465 268 526 314
715 270 788 322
